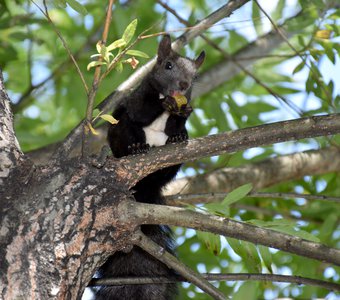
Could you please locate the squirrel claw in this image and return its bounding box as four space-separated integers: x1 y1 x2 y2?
128 143 150 155
166 132 188 144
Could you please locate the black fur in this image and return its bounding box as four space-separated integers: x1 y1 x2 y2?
95 35 205 300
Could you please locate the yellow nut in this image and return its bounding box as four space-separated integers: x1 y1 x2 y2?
173 94 188 109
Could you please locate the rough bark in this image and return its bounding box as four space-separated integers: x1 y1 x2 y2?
0 157 134 299
0 72 23 181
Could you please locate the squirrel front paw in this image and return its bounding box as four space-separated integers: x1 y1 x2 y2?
166 131 188 144
162 96 178 113
128 143 150 155
162 96 193 117
179 104 193 117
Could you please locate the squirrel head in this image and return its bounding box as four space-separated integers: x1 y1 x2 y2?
151 34 205 99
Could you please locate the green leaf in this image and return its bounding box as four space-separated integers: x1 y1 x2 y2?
196 231 221 256
115 62 123 73
100 114 118 124
107 38 126 51
122 19 137 44
66 0 88 15
258 245 273 273
322 41 336 64
292 229 320 242
203 202 229 217
54 0 67 8
222 183 253 206
227 239 261 273
272 0 285 20
292 61 305 75
227 238 244 258
297 35 305 47
243 242 262 273
87 61 106 71
233 281 258 300
97 42 108 57
126 49 149 58
86 123 99 135
248 219 296 228
92 109 100 118
252 1 263 36
247 219 320 242
315 29 331 40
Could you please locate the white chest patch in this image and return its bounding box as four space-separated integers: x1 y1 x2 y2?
143 111 170 147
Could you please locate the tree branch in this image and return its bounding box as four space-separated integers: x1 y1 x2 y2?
164 146 340 196
165 191 340 206
119 114 340 187
131 231 226 300
89 273 340 292
120 201 340 266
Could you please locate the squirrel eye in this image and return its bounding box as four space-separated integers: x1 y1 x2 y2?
165 61 172 70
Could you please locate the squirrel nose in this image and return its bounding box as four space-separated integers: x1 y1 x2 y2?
179 81 189 90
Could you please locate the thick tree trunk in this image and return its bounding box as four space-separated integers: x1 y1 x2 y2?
0 72 23 179
0 156 136 299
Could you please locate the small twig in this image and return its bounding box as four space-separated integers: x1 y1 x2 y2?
98 25 154 82
165 192 340 205
236 53 309 60
13 20 103 113
131 231 227 300
30 0 89 94
88 273 340 292
233 203 322 224
82 0 115 158
26 2 33 90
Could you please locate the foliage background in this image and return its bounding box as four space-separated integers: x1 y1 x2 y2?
1 0 339 299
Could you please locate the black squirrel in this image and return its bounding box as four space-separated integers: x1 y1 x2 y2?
95 35 205 300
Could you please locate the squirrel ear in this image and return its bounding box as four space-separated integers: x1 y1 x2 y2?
195 51 205 69
157 34 172 63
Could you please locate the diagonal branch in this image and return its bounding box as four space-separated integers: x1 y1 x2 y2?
31 0 89 94
131 231 227 300
120 201 340 266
